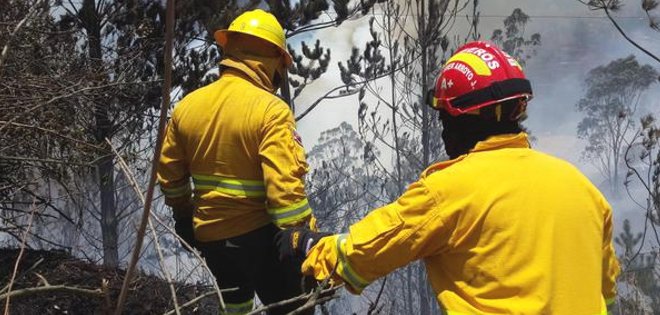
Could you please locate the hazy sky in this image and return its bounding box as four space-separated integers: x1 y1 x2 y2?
290 0 660 242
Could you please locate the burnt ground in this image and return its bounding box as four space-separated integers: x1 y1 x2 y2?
0 248 219 315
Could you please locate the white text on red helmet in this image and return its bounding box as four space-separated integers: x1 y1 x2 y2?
444 62 474 81
462 47 501 70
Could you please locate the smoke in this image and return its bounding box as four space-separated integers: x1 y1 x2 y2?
293 0 660 238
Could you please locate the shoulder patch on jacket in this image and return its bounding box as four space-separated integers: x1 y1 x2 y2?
293 128 303 147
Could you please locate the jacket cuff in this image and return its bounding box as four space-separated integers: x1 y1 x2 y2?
268 198 312 227
335 234 370 293
160 182 192 199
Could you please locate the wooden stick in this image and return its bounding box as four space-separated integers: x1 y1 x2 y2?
3 197 37 315
0 284 102 301
162 288 238 315
245 285 341 315
0 258 43 295
106 138 225 312
114 0 176 313
106 138 182 315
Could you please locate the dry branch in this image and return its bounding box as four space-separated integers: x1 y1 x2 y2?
295 54 421 122
246 265 342 315
288 264 343 315
0 284 103 301
148 219 181 315
0 155 94 166
367 277 387 315
148 212 224 301
3 198 37 315
0 121 102 149
245 286 341 315
0 0 43 74
115 0 177 313
0 258 43 295
0 80 155 134
601 2 660 64
576 0 660 64
106 137 226 312
106 138 183 315
162 288 238 315
162 291 214 315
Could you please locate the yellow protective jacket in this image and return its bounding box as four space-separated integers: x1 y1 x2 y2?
157 54 312 241
303 133 620 314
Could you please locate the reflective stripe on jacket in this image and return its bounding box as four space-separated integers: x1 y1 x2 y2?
157 54 312 241
303 133 620 314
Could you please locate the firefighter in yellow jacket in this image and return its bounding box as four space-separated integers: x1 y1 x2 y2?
157 10 315 315
276 41 620 314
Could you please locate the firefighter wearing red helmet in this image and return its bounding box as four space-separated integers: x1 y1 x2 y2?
277 41 620 314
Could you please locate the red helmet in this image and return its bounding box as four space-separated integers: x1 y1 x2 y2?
432 41 532 116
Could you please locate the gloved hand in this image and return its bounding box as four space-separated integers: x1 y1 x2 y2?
275 227 331 261
173 215 196 251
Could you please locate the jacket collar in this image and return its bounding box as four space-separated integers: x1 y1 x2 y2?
423 132 530 177
219 55 279 93
470 132 530 153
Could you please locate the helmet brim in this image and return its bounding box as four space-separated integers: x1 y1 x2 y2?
214 29 293 67
435 93 533 116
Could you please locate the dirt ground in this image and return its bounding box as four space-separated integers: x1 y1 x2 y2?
0 248 219 314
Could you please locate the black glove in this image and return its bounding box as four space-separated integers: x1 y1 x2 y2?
275 227 331 261
174 216 196 251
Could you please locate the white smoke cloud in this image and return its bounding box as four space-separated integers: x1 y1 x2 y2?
293 0 660 238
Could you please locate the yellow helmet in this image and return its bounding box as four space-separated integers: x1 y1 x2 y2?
214 9 292 66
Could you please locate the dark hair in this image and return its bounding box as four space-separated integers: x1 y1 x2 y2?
440 98 525 159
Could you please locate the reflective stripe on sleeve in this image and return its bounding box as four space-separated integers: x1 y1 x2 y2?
192 174 266 198
267 198 312 226
222 298 254 315
160 182 192 198
335 234 370 291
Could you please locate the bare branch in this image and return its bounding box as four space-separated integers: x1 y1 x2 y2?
245 286 341 315
0 0 44 75
0 121 102 150
0 80 158 134
106 136 226 312
163 288 239 315
3 197 38 315
0 155 94 166
0 284 103 301
295 54 421 122
367 277 387 315
581 0 660 63
106 138 182 314
0 258 43 295
114 0 180 313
